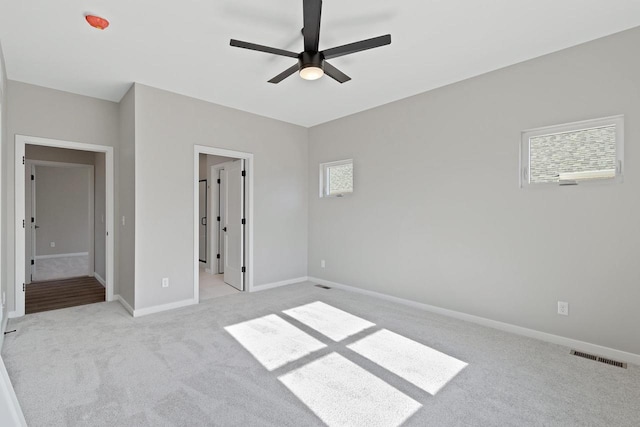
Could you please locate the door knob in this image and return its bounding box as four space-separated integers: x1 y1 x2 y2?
35 225 40 229
223 227 227 232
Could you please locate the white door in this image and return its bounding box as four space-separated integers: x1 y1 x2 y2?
217 168 226 274
25 165 36 283
223 159 244 291
198 180 207 263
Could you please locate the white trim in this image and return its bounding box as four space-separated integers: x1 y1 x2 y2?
308 276 640 367
115 294 134 316
194 146 255 303
133 299 197 318
94 272 106 288
251 276 309 292
0 357 28 427
34 252 89 260
14 135 116 318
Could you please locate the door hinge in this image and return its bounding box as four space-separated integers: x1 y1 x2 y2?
31 217 34 223
22 219 25 228
217 178 220 184
241 218 246 225
216 254 220 259
241 267 246 273
217 216 220 222
31 174 35 181
22 156 25 165
241 170 246 177
23 283 25 292
31 259 34 265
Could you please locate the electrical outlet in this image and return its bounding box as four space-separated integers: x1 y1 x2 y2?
162 278 169 288
557 301 569 316
50 242 55 248
321 259 326 268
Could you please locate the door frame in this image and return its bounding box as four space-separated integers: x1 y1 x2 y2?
193 146 254 302
25 160 95 283
14 135 115 317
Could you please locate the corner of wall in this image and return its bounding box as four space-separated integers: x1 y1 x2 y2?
116 83 136 310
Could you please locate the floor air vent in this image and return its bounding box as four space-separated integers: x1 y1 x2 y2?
314 284 331 290
571 350 627 369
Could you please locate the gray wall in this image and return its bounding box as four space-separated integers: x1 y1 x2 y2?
117 85 135 307
94 152 106 280
134 84 308 310
4 81 119 313
308 27 640 355
34 165 90 255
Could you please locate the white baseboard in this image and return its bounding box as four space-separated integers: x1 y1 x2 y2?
252 276 309 292
308 276 640 367
132 299 197 318
7 312 19 319
35 252 89 260
114 295 134 316
94 273 106 288
0 356 27 426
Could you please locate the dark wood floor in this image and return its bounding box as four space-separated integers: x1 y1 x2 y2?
26 276 105 314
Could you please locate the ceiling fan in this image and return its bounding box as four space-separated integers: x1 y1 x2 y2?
229 0 391 84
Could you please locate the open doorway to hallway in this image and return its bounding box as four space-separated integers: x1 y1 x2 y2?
198 153 245 300
24 145 106 314
194 145 254 302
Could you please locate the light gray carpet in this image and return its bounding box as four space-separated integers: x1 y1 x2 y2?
2 282 639 426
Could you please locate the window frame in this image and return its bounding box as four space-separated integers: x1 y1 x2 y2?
319 159 354 198
520 115 624 188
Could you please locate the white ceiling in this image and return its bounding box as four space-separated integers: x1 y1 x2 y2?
1 1 639 127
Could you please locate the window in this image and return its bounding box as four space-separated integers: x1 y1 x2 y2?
320 159 353 197
520 116 624 187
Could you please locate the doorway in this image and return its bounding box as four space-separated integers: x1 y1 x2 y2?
26 161 95 282
194 146 254 303
14 135 115 317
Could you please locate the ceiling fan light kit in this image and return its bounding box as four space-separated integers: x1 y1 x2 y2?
230 0 391 84
299 52 324 80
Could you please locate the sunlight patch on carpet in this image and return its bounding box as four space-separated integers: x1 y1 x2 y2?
283 301 375 342
348 329 468 395
225 314 326 371
279 352 421 427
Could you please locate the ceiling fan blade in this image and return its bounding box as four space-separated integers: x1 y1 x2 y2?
230 39 299 59
321 34 391 60
323 62 351 83
268 64 300 84
303 0 322 52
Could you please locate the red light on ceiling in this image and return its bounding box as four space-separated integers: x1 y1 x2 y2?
86 15 110 30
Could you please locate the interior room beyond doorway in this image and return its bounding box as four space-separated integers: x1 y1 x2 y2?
198 152 246 300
